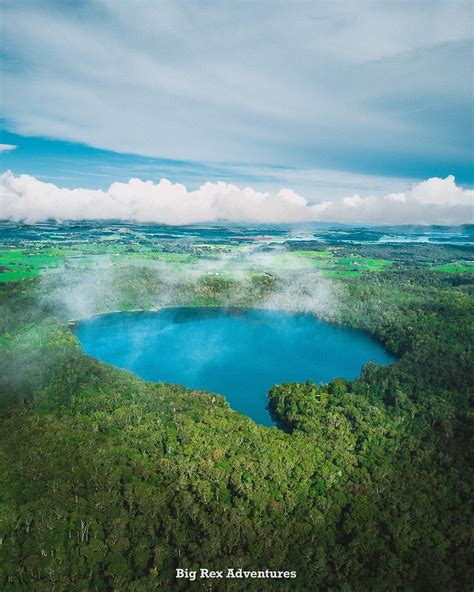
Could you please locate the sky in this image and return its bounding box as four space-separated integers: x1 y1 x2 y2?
0 0 473 224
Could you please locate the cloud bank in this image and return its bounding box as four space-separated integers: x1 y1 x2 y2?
0 171 472 226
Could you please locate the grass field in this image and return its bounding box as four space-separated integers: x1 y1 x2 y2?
0 249 67 282
291 249 393 276
1 241 473 284
430 261 474 273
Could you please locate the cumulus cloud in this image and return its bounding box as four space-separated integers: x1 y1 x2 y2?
0 144 17 152
312 175 474 225
0 172 312 224
0 171 472 226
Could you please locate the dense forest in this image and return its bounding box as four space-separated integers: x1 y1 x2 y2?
0 253 473 590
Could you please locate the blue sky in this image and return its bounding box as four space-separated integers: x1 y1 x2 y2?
0 0 473 204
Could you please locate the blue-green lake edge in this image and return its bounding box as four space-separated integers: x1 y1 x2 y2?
74 307 397 426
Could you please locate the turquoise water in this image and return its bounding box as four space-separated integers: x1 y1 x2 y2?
75 307 396 426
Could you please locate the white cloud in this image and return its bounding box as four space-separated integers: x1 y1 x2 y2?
0 172 313 224
0 171 472 225
0 144 17 152
312 175 474 225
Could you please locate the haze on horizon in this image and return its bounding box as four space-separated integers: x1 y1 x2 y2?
0 0 473 224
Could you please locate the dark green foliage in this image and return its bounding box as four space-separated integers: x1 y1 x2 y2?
0 266 472 591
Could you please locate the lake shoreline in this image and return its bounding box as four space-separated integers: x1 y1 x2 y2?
74 306 397 426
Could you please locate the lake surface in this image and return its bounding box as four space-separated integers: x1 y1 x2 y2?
75 307 396 426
